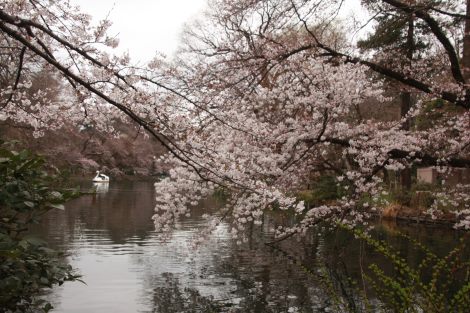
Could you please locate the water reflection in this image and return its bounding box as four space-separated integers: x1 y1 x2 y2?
92 182 109 193
149 273 222 313
30 181 465 313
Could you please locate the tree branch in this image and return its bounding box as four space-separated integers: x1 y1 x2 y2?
321 137 470 168
288 0 468 108
430 7 470 19
382 0 465 84
0 9 135 91
1 46 26 109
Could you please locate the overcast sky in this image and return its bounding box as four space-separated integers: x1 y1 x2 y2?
71 0 207 62
72 0 364 63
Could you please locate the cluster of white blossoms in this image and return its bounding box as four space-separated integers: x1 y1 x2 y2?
152 57 387 239
153 0 470 239
0 0 178 137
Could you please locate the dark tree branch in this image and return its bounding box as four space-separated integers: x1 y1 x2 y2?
0 9 135 91
0 19 252 192
1 46 26 109
287 0 468 108
276 40 468 109
430 7 470 19
281 108 329 171
140 75 255 136
320 137 470 168
382 0 465 84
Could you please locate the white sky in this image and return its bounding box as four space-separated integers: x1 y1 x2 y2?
72 0 208 62
72 0 365 63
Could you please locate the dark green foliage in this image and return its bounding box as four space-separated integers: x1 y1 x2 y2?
0 142 80 313
415 99 464 131
213 187 229 202
312 175 343 202
358 0 435 64
298 175 347 207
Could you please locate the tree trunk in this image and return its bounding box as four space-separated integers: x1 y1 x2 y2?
463 0 470 82
399 10 414 193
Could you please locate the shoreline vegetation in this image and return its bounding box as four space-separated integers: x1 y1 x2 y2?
295 177 466 229
70 167 464 227
379 204 459 226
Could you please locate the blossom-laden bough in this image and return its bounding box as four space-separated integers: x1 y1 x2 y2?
0 0 469 244
154 0 470 240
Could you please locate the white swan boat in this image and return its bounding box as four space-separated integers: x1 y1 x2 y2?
92 171 110 182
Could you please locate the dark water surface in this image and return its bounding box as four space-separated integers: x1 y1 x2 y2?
31 181 464 312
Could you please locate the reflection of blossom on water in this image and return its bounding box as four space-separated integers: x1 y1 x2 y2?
287 307 298 313
150 273 222 313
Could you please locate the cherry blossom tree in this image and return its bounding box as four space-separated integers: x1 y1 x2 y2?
1 0 469 243
0 0 197 160
153 0 470 239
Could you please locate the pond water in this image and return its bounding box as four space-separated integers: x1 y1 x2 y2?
31 181 466 313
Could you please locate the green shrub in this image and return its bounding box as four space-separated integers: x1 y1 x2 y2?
0 142 81 312
344 225 470 313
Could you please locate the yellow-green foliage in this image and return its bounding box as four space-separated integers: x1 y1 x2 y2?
345 225 470 313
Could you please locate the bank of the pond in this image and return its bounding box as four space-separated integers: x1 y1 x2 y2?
379 204 459 227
